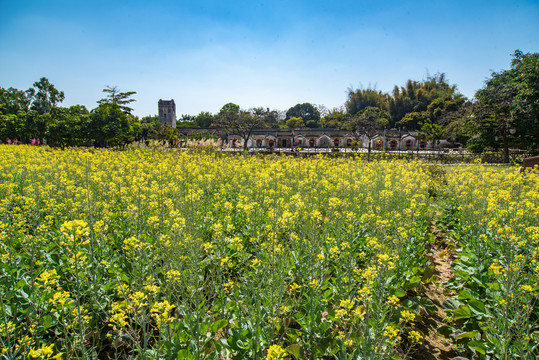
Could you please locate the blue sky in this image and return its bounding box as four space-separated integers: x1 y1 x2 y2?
1 0 538 118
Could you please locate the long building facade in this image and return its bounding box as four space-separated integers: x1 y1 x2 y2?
176 127 460 150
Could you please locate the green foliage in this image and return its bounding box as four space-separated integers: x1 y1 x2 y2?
420 119 445 148
390 74 466 130
189 132 218 141
216 103 265 150
470 50 539 158
285 116 306 129
321 109 351 129
345 87 390 116
46 106 91 147
97 86 137 113
0 86 34 114
195 111 215 127
149 124 179 144
30 77 65 115
345 107 390 139
89 103 136 147
286 103 320 127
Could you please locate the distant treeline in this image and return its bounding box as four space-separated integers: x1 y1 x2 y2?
1 50 538 159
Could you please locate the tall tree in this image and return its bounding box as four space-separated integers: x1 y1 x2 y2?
285 103 320 128
321 108 351 129
30 77 65 115
215 103 264 150
470 50 539 159
345 106 390 158
389 74 465 130
90 103 134 147
195 111 215 127
345 87 390 116
97 86 136 113
251 107 280 128
47 106 91 148
0 86 34 114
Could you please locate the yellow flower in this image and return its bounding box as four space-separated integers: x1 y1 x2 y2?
288 282 301 293
387 295 399 306
36 269 60 289
266 344 287 360
223 281 234 293
150 300 175 326
400 310 416 324
409 330 423 344
383 324 401 341
28 343 56 359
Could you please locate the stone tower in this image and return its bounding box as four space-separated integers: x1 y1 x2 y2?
158 99 176 128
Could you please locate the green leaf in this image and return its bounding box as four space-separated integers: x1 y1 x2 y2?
420 297 436 314
468 299 486 315
103 281 117 291
41 314 55 329
210 319 228 334
454 330 480 339
402 296 421 313
458 289 474 300
486 282 501 290
176 349 197 360
15 279 27 290
409 275 421 284
443 299 461 310
286 344 302 359
286 328 302 343
437 325 454 338
453 305 472 320
453 269 470 280
468 340 487 354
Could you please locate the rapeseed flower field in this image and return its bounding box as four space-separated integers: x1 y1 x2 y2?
0 145 537 359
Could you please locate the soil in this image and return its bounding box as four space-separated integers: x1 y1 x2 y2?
412 219 461 360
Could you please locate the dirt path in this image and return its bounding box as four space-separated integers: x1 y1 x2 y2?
413 221 460 360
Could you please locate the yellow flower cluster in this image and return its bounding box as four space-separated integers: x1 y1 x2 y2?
266 344 288 360
28 343 62 360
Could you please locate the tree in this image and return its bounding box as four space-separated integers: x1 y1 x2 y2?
286 103 320 128
194 112 215 127
390 74 466 130
470 50 539 160
30 77 65 115
0 86 34 114
420 119 445 149
89 103 134 147
285 117 306 129
345 107 390 157
97 86 136 113
139 115 159 139
321 109 351 129
251 107 280 128
215 103 264 150
0 114 21 142
345 87 390 116
149 124 179 144
47 106 91 147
